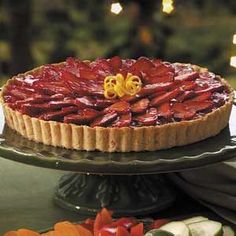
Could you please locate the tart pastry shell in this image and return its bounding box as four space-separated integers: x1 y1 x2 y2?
1 67 234 152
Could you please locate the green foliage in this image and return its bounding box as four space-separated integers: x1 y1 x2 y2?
0 0 236 83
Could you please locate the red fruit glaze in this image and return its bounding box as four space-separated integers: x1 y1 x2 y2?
3 57 229 127
131 98 150 113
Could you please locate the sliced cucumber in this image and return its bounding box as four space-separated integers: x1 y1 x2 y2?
160 221 191 236
145 229 174 236
223 226 235 236
188 220 223 236
183 216 208 225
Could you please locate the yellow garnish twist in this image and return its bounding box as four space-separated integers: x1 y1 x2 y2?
104 73 142 99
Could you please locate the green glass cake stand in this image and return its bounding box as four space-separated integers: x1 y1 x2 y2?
0 105 236 216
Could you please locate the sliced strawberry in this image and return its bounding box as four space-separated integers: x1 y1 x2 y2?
184 100 214 112
66 57 90 71
119 68 128 78
189 91 212 101
79 68 98 80
16 94 65 106
37 83 71 96
21 103 53 116
130 57 154 72
176 91 195 102
133 108 158 126
66 78 104 96
148 91 166 99
109 56 122 73
155 63 174 76
64 108 100 124
74 96 95 108
40 106 78 121
9 89 32 100
104 101 130 114
138 82 174 96
63 70 103 96
95 98 117 109
91 111 118 127
175 71 199 81
92 59 112 77
195 83 224 94
48 100 75 109
131 98 150 113
150 88 182 106
180 81 197 91
121 95 139 103
152 59 162 67
112 113 131 127
130 223 143 236
172 103 196 120
51 93 66 100
157 102 172 118
147 72 174 84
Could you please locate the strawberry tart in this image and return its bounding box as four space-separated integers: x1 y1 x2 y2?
0 57 234 152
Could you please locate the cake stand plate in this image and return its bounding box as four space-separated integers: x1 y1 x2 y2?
0 106 236 216
0 106 236 174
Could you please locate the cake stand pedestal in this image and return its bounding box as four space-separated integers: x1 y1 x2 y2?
0 106 236 216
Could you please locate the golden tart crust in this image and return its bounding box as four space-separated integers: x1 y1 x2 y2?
0 62 234 152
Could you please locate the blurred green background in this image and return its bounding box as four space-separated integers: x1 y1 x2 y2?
0 0 235 88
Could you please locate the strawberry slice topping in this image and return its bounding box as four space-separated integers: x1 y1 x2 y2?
172 103 196 120
130 57 154 72
64 108 100 124
150 88 182 106
4 57 229 127
147 72 174 84
133 108 158 126
112 113 131 127
176 91 195 102
195 83 223 94
131 98 150 113
105 101 130 115
91 111 118 127
157 102 172 118
189 91 212 101
175 71 199 81
40 106 78 121
183 100 214 112
138 82 174 96
109 56 122 73
180 81 197 91
75 96 96 108
79 68 98 80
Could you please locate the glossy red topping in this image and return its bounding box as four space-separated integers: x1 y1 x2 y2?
3 57 230 127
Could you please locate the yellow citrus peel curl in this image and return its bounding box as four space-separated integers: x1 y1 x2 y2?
104 73 142 99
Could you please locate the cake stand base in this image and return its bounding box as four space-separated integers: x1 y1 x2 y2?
54 173 176 216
